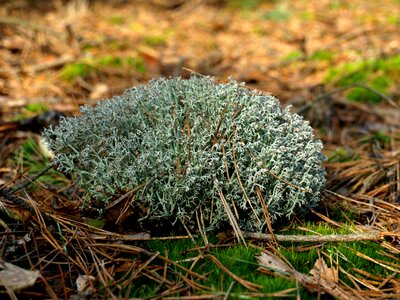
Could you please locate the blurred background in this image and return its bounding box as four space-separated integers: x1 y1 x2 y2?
1 0 399 115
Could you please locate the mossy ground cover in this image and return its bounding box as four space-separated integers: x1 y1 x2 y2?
127 222 398 299
325 55 400 103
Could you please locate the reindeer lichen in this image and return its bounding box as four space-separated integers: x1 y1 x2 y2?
42 76 326 231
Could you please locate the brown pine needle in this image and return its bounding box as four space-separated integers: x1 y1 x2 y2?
204 254 262 291
217 186 246 246
232 147 261 225
255 186 278 247
91 243 207 281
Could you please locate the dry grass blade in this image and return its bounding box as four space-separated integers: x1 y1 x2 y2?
324 190 392 213
212 101 230 146
132 251 160 280
196 209 208 246
232 147 261 225
177 272 212 292
105 181 147 209
239 288 298 298
348 247 400 273
87 246 117 299
255 186 278 247
216 186 246 246
162 294 223 300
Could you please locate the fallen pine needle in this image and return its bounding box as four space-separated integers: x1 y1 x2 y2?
204 254 262 291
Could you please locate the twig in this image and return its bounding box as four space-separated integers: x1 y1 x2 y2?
236 231 382 243
88 233 196 242
12 165 53 192
0 187 35 214
181 67 206 77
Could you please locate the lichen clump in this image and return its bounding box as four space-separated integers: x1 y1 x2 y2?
42 76 326 231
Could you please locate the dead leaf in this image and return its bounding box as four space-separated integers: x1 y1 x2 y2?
257 250 295 278
310 257 338 283
0 260 40 291
257 251 360 300
76 274 95 293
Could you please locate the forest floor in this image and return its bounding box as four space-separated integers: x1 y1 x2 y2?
0 0 399 299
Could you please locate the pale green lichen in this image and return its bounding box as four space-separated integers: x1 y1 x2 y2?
42 76 326 231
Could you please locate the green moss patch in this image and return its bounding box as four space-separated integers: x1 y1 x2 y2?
325 55 400 103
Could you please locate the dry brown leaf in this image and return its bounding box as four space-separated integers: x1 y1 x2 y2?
310 257 338 283
258 251 360 300
76 274 95 293
257 250 294 278
0 260 40 291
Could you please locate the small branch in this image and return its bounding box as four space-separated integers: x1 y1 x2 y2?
0 165 52 216
12 165 53 192
0 188 35 214
88 233 196 242
235 231 382 243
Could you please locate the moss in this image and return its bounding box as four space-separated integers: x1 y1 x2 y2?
325 55 400 103
127 222 399 298
60 61 94 82
227 0 263 10
262 5 290 21
25 102 49 114
107 15 125 25
282 50 303 62
144 34 167 47
60 55 146 82
310 50 335 62
327 147 359 163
